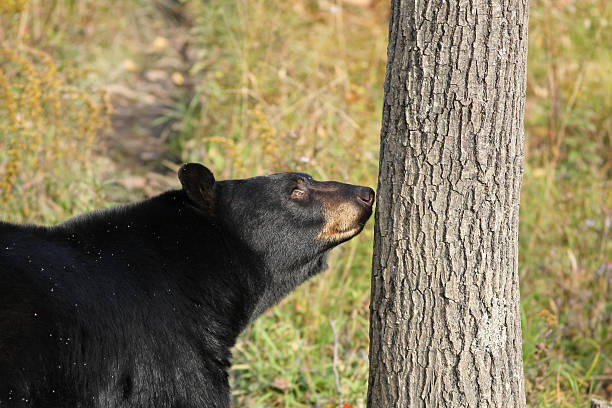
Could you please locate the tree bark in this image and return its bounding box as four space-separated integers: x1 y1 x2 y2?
591 399 612 408
367 0 529 407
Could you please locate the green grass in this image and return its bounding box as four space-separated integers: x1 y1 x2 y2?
1 0 611 406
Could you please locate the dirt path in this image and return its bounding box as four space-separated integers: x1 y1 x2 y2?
102 1 198 197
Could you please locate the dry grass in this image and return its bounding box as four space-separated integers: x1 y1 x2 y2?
0 39 112 223
178 0 385 187
521 1 612 405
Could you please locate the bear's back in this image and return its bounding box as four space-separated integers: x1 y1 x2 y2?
0 200 244 408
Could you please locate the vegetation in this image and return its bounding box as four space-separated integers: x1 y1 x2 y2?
1 0 610 406
0 0 118 223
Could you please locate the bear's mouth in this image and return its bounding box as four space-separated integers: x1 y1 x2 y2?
317 223 366 243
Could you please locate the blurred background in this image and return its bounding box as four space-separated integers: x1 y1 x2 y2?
0 0 610 406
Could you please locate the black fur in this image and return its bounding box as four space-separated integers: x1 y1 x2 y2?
0 164 373 408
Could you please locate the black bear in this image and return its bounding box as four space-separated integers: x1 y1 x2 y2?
0 163 374 407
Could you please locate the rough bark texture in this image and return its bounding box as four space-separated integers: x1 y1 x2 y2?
592 399 612 408
367 0 529 407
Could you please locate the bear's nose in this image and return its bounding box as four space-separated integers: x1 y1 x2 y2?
356 187 375 207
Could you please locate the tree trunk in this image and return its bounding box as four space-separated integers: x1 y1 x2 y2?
367 0 529 407
591 399 612 408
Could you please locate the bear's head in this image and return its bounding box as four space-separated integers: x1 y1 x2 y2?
179 163 374 316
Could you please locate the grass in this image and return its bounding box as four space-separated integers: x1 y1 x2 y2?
0 39 112 224
1 0 611 406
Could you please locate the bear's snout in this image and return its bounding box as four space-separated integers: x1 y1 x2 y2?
315 182 374 243
356 187 375 208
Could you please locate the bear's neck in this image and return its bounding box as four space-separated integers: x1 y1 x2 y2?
249 251 329 323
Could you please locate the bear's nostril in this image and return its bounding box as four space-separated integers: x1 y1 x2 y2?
357 188 375 207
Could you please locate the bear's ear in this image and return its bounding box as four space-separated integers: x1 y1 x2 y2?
178 163 216 211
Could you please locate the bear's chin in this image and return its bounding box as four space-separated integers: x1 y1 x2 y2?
317 225 364 244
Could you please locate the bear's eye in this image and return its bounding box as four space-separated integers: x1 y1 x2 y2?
290 188 306 200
